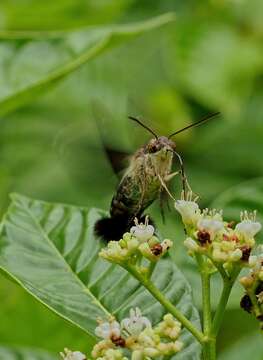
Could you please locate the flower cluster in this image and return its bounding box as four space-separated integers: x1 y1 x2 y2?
240 245 263 326
175 192 262 270
91 308 183 360
99 217 172 266
60 348 86 360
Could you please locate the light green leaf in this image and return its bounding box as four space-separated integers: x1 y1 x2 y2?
0 346 56 360
0 194 201 359
0 13 175 117
218 332 263 360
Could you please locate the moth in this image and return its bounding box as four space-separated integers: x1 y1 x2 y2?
95 112 219 241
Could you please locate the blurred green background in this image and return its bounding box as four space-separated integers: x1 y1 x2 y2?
0 0 263 359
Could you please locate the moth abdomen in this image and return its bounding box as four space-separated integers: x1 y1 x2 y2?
94 215 130 242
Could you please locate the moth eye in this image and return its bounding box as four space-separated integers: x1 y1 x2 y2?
148 145 158 153
147 140 159 153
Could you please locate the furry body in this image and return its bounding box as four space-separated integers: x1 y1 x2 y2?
95 136 176 241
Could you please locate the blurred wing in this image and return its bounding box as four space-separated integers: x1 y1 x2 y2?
103 146 131 177
91 100 131 178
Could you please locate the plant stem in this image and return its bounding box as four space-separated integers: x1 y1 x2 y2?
147 261 156 279
196 255 216 360
211 267 240 336
125 263 206 344
203 273 212 332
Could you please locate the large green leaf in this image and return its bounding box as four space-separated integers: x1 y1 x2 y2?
0 12 174 117
0 346 56 360
0 194 201 359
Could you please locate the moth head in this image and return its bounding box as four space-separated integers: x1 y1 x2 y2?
146 136 176 154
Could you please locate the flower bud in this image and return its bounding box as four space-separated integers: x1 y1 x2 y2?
131 350 143 360
229 248 242 262
212 249 227 262
123 232 133 242
60 349 86 360
184 237 199 252
144 347 160 357
240 276 254 288
127 238 139 252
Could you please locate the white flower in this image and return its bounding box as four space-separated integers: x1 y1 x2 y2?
197 217 224 240
236 211 262 241
174 200 201 226
248 246 263 270
184 237 199 252
95 320 121 340
60 348 86 360
235 220 261 240
121 307 151 336
130 217 154 243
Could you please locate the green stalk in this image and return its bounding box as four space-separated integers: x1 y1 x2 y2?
212 267 241 336
202 272 216 359
196 255 216 360
202 272 212 333
147 261 156 279
125 263 206 344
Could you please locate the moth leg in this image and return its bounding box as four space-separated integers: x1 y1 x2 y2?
159 189 167 223
158 174 175 200
165 170 180 183
172 151 192 200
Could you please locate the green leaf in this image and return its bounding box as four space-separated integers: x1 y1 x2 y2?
0 194 201 359
0 13 175 117
0 346 56 360
218 332 263 360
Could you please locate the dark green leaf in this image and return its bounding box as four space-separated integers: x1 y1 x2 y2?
0 13 175 117
0 194 201 358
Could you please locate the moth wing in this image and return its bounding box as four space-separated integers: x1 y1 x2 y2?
91 100 131 178
103 147 131 178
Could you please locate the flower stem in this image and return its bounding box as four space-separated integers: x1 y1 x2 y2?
147 261 156 279
196 255 216 360
202 272 212 332
125 263 206 344
211 267 240 336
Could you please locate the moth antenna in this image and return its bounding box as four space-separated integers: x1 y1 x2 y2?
128 116 158 139
168 112 220 139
